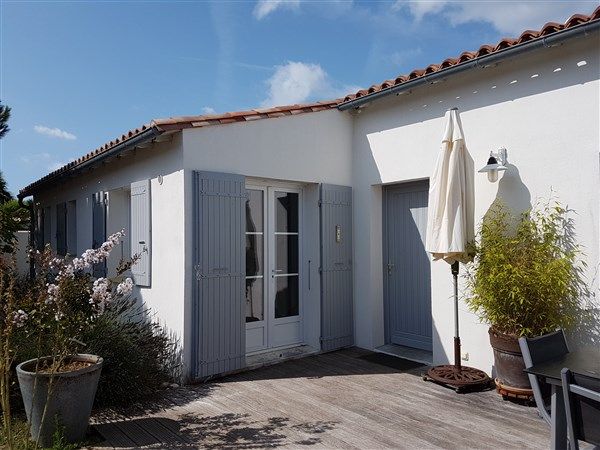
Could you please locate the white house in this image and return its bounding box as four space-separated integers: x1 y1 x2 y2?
19 9 600 381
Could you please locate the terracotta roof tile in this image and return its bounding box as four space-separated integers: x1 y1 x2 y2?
341 6 600 103
20 7 600 197
19 100 339 196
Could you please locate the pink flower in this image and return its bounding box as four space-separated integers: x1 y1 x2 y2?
116 277 134 296
12 310 28 327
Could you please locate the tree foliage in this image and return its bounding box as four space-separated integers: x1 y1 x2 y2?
464 199 588 337
0 101 10 141
0 172 11 205
0 200 30 253
0 103 31 253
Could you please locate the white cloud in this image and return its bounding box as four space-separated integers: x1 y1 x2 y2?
48 161 66 172
393 0 447 21
20 152 51 164
20 152 68 172
260 61 357 107
201 106 217 115
253 0 300 20
390 47 423 67
34 125 76 141
395 1 594 35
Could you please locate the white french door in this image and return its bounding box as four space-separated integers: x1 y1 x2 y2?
245 184 303 353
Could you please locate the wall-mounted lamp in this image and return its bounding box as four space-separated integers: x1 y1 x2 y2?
478 148 508 183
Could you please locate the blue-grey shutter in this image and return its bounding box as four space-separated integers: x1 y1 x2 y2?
66 200 77 255
56 202 67 255
92 192 107 278
43 206 51 246
36 207 45 250
130 180 151 286
320 184 354 352
192 171 246 379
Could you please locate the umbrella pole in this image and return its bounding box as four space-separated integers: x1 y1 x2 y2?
423 261 491 392
452 261 461 370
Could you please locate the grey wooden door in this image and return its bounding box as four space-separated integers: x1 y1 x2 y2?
383 181 432 351
320 184 353 352
192 171 246 379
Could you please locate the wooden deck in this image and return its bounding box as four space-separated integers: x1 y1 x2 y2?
90 348 549 449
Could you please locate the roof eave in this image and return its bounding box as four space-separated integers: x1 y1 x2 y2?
338 18 600 111
18 125 163 199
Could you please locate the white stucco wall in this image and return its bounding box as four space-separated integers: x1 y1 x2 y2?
181 109 354 372
181 109 353 185
1 230 30 276
350 35 600 373
34 135 187 359
26 32 599 381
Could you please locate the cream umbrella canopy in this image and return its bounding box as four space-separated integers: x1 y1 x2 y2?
425 107 474 263
423 108 490 392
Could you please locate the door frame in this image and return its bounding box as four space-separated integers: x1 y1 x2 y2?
382 179 431 347
245 180 304 354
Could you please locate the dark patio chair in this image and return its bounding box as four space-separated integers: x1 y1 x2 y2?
519 330 569 425
560 368 600 450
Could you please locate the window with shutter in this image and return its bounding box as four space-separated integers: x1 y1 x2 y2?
66 200 77 255
92 192 107 278
130 180 151 286
36 206 44 251
43 206 51 246
56 202 67 256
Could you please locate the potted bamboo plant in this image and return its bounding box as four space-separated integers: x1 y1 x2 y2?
464 200 587 397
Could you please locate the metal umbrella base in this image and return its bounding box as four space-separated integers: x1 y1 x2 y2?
422 263 492 393
424 364 492 393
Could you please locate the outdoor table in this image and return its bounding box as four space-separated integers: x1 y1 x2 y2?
524 347 600 450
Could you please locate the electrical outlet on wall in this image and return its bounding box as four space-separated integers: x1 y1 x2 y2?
461 352 469 361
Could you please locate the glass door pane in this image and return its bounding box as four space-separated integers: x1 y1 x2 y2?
273 191 299 318
245 189 264 323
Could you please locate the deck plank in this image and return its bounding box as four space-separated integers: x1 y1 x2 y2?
91 348 549 449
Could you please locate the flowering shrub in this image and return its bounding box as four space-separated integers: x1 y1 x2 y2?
0 230 140 447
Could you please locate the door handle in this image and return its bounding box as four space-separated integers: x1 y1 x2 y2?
271 269 284 278
387 262 395 275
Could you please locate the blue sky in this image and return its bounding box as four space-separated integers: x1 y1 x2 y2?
0 0 597 194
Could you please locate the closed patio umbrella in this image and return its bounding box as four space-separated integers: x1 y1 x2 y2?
423 108 490 392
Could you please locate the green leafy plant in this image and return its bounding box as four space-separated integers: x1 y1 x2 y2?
81 298 180 407
464 199 589 337
1 232 137 448
0 200 31 253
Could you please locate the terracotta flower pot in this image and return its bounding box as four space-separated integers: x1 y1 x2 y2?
488 327 533 397
16 354 103 447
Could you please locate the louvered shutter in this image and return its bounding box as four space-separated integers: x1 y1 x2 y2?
130 179 151 287
56 202 67 256
43 206 51 246
66 201 77 255
92 192 107 278
192 171 246 379
36 207 45 250
320 184 354 352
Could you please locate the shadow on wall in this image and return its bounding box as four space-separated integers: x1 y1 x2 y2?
356 41 598 185
486 172 600 349
495 163 532 217
360 45 598 138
